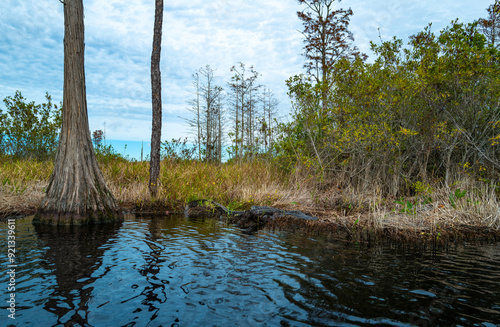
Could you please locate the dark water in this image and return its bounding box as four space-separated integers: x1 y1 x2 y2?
1 214 499 327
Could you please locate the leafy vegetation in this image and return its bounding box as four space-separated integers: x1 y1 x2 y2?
277 10 500 197
0 91 61 160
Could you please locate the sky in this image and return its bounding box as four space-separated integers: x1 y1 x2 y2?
0 0 494 156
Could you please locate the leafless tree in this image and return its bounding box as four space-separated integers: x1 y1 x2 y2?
186 65 224 162
260 88 279 153
149 0 163 197
228 62 259 159
185 73 204 160
297 0 363 115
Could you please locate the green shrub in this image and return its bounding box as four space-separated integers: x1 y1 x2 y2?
0 91 61 160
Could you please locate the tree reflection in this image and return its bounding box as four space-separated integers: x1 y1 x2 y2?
129 215 220 325
34 222 121 326
135 216 168 321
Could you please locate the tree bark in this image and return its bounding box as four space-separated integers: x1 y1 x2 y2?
34 0 120 225
149 0 163 198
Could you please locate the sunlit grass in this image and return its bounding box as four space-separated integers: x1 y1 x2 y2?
101 159 291 211
0 157 296 216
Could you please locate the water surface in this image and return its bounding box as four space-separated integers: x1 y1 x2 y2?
1 214 499 326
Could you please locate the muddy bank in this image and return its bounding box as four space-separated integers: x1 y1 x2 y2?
2 199 500 244
182 199 500 244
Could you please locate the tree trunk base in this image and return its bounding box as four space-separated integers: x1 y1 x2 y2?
33 208 123 225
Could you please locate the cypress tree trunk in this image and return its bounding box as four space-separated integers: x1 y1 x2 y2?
34 0 120 225
149 0 163 198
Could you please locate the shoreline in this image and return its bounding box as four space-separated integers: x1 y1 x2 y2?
1 159 499 244
2 198 499 245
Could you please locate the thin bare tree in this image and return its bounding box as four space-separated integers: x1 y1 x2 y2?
478 0 500 48
228 62 259 159
260 88 279 153
149 0 163 197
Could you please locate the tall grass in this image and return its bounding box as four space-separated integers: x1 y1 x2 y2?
103 159 295 211
0 158 297 215
306 167 500 231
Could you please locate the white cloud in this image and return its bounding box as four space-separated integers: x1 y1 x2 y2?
89 116 187 142
350 0 492 57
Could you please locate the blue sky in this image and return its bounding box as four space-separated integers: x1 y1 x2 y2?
0 0 494 153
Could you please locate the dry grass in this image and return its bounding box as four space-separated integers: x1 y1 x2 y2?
100 159 296 211
303 176 500 243
0 158 297 215
0 159 52 217
1 158 499 241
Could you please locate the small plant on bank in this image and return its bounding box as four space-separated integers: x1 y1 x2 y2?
449 188 467 209
395 198 416 215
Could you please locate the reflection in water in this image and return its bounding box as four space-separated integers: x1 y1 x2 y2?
133 217 169 321
0 215 499 326
34 222 121 325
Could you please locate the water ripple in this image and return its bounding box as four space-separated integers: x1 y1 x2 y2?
0 215 499 326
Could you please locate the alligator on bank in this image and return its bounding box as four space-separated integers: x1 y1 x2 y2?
184 199 318 233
